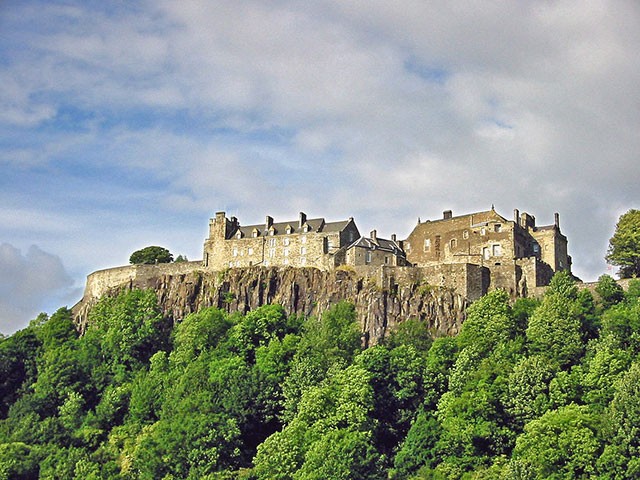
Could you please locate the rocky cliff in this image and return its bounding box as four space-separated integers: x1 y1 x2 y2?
73 264 468 346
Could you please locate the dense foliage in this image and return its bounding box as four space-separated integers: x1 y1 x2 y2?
2 273 640 478
129 246 173 265
606 209 640 278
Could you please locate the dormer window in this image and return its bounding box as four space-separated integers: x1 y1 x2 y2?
236 230 242 239
252 228 260 238
286 225 293 234
269 227 276 236
302 224 310 233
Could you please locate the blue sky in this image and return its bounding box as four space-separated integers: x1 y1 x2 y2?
1 0 639 334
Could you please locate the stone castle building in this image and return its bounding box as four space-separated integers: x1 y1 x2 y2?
203 211 361 270
203 207 572 299
404 207 571 296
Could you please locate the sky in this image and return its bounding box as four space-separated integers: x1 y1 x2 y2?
1 0 639 334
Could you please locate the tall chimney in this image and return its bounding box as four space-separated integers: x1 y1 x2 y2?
555 212 560 229
265 215 273 229
299 212 307 228
370 229 377 241
391 233 397 242
443 210 452 220
514 209 519 223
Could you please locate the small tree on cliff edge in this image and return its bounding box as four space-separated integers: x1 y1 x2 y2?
129 246 173 265
606 209 640 278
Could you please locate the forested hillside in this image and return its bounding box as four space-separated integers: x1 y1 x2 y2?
1 272 640 479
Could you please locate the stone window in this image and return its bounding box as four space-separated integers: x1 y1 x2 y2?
283 238 290 246
480 227 486 235
236 231 242 239
301 236 307 244
252 229 259 238
284 258 289 265
483 247 490 260
463 230 469 239
384 256 389 265
300 246 307 255
450 238 457 249
303 225 310 233
248 247 254 255
269 228 275 236
366 250 372 264
284 248 289 257
423 239 431 252
229 261 233 268
286 226 293 234
233 247 238 257
269 248 275 258
495 224 502 232
269 238 277 247
493 244 502 256
301 257 306 266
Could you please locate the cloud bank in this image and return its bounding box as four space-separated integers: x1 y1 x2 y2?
0 243 77 334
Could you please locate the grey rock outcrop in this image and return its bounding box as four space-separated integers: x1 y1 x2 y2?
73 264 468 346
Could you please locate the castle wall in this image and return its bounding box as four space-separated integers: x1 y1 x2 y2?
83 261 203 300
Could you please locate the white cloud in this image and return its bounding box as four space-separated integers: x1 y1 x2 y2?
0 243 78 335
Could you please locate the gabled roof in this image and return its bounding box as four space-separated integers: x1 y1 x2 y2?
419 208 508 227
348 236 406 257
229 216 353 238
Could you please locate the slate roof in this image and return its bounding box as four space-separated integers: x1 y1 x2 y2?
348 235 406 257
229 216 353 239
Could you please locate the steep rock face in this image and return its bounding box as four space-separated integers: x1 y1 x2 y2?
73 266 467 346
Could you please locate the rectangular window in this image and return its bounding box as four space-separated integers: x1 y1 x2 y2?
300 257 306 266
269 248 275 258
463 230 469 239
493 244 502 256
283 238 290 246
269 238 276 247
300 246 307 255
284 248 289 257
301 236 307 244
483 247 490 260
495 224 502 232
248 247 254 255
384 256 389 265
233 247 238 257
366 251 372 264
284 258 289 265
424 239 431 252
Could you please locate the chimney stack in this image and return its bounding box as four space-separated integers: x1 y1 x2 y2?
443 210 452 220
370 230 377 241
391 233 397 242
555 212 560 229
514 209 519 223
299 212 307 228
265 215 273 229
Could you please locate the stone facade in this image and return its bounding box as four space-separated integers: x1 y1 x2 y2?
203 211 360 271
403 207 571 296
345 230 410 267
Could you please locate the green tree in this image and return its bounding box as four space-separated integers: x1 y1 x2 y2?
606 209 640 278
526 291 584 367
597 361 640 478
129 246 173 265
512 404 601 479
595 274 625 309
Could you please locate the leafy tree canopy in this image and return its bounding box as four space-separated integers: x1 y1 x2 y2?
606 209 640 278
129 246 173 265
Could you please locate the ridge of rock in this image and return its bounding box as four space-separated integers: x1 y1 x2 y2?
73 264 468 346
